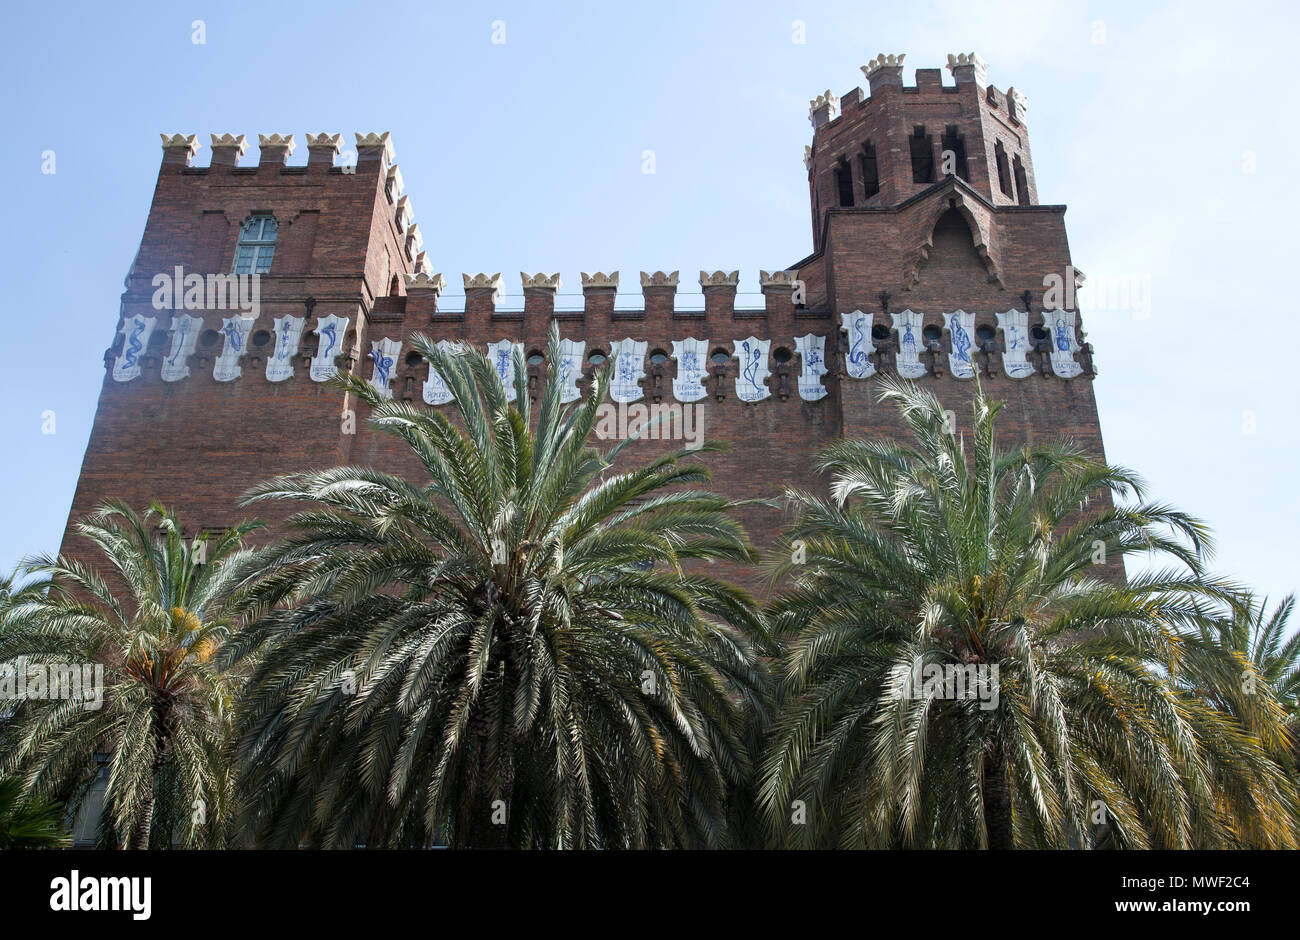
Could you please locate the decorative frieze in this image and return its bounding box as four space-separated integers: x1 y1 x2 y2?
422 340 456 405
671 338 709 403
161 314 201 382
840 311 876 379
556 338 586 403
610 338 647 403
309 315 349 382
267 315 304 382
1045 309 1082 378
213 315 254 382
113 315 158 382
892 309 927 379
996 310 1034 379
794 334 828 401
945 310 976 380
487 339 523 402
733 337 771 402
368 338 400 399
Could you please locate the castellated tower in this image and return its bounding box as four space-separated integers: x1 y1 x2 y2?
62 54 1104 591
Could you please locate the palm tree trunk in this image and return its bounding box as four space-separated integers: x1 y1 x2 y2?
983 745 1014 850
129 752 164 850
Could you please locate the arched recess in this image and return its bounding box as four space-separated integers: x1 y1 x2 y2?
904 191 1003 289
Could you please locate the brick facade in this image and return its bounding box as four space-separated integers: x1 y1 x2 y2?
62 57 1106 595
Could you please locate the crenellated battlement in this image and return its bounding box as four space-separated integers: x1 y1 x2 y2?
65 56 1107 593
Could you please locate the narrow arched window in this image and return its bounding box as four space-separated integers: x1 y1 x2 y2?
1013 155 1030 206
994 142 1013 198
860 141 880 198
910 126 934 183
234 215 277 274
835 159 855 207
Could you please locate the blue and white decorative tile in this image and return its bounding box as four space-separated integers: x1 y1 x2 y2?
160 314 200 383
946 310 977 380
557 338 585 404
368 337 401 399
487 339 524 402
891 310 928 379
1045 309 1083 379
113 314 157 383
422 340 456 406
733 336 771 402
266 315 304 383
610 338 647 403
309 314 350 382
839 310 876 379
670 338 709 403
794 333 828 401
213 315 254 382
996 309 1035 379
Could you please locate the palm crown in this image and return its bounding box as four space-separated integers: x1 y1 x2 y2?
229 323 769 848
760 376 1299 849
1 503 263 848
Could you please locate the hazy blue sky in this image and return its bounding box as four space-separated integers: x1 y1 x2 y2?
1 0 1295 604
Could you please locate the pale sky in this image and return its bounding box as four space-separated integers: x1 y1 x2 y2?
1 0 1294 606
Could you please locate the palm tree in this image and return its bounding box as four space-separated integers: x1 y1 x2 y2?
0 503 263 849
228 323 769 848
760 376 1300 849
0 776 69 848
1180 593 1300 781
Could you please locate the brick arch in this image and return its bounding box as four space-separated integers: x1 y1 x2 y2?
904 189 1003 289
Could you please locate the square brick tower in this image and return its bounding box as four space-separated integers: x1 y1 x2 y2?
61 54 1104 590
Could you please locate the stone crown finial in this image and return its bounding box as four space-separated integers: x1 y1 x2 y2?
258 134 296 155
305 132 343 152
861 53 906 77
209 134 247 155
803 145 812 170
808 90 840 128
406 223 423 253
414 250 432 276
521 272 562 291
640 271 679 288
699 270 740 288
405 271 446 293
1007 86 1029 121
946 52 988 72
356 132 395 163
396 194 415 229
760 270 799 289
464 273 504 292
581 272 619 290
160 134 200 155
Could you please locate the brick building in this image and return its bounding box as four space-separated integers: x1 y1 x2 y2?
61 53 1104 591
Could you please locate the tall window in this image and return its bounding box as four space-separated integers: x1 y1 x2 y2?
860 141 880 198
835 159 855 207
910 126 934 184
994 141 1013 198
941 125 969 181
234 215 277 274
1013 155 1030 206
